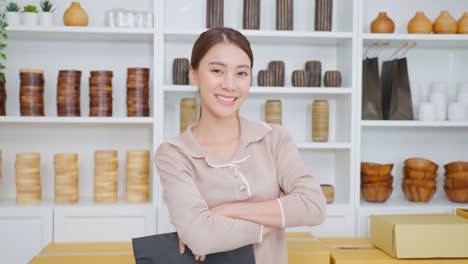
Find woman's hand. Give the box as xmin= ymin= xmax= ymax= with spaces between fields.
xmin=179 ymin=239 xmax=206 ymax=261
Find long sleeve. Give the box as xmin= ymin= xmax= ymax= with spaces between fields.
xmin=274 ymin=127 xmax=327 ymax=228
xmin=154 ymin=147 xmax=263 ymax=256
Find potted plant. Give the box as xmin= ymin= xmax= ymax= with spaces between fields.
xmin=5 ymin=2 xmax=20 ymax=26
xmin=39 ymin=0 xmax=55 ymax=26
xmin=22 ymin=4 xmax=38 ymax=26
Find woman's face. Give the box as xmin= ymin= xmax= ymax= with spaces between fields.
xmin=190 ymin=43 xmax=252 ymax=120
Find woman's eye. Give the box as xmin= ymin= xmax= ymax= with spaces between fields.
xmin=212 ymin=69 xmax=222 ymax=74
xmin=238 ymin=72 xmax=248 ymax=76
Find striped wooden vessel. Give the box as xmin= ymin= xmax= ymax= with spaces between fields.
xmin=315 ymin=0 xmax=333 ymax=31
xmin=305 ymin=60 xmax=321 ymax=87
xmin=268 ymin=60 xmax=285 ymax=87
xmin=173 ymin=58 xmax=190 ymax=85
xmin=243 ymin=0 xmax=260 ymax=30
xmin=207 ymin=0 xmax=224 ymax=28
xmin=258 ymin=70 xmax=276 ymax=87
xmin=312 ymin=100 xmax=329 ymax=142
xmin=276 ymin=0 xmax=294 ymax=30
xmin=324 ymin=70 xmax=342 ymax=87
xmin=180 ymin=98 xmax=198 ymax=134
xmin=292 ymin=70 xmax=308 ymax=87
xmin=265 ymin=100 xmax=282 ymax=125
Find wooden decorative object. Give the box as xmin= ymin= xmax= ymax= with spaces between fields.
xmin=243 ymin=0 xmax=260 ymax=30
xmin=94 ymin=150 xmax=118 ymax=203
xmin=180 ymin=98 xmax=198 ymax=134
xmin=57 ymin=70 xmax=81 ymax=117
xmin=276 ymin=0 xmax=293 ymax=30
xmin=15 ymin=153 xmax=42 ymax=204
xmin=54 ymin=153 xmax=79 ymax=204
xmin=312 ymin=100 xmax=329 ymax=142
xmin=268 ymin=61 xmax=285 ymax=87
xmin=407 ymin=11 xmax=432 ymax=34
xmin=291 ymin=70 xmax=307 ymax=87
xmin=89 ymin=70 xmax=113 ymax=117
xmin=458 ymin=12 xmax=468 ymax=34
xmin=258 ymin=70 xmax=276 ymax=87
xmin=63 ymin=2 xmax=89 ymax=26
xmin=265 ymin=100 xmax=282 ymax=125
xmin=207 ymin=0 xmax=224 ymax=28
xmin=127 ymin=68 xmax=150 ymax=117
xmin=20 ymin=69 xmax=45 ymax=116
xmin=370 ymin=12 xmax=395 ymax=33
xmin=126 ymin=150 xmax=150 ymax=203
xmin=305 ymin=60 xmax=321 ymax=87
xmin=321 ymin=184 xmax=335 ymax=203
xmin=433 ymin=10 xmax=457 ymax=34
xmin=324 ymin=70 xmax=342 ymax=87
xmin=172 ymin=58 xmax=190 ymax=85
xmin=315 ymin=0 xmax=333 ymax=31
xmin=0 ymin=73 xmax=6 ymax=116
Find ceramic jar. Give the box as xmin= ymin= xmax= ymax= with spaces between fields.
xmin=433 ymin=10 xmax=457 ymax=34
xmin=407 ymin=11 xmax=432 ymax=34
xmin=63 ymin=2 xmax=89 ymax=26
xmin=371 ymin=12 xmax=395 ymax=33
xmin=457 ymin=12 xmax=468 ymax=34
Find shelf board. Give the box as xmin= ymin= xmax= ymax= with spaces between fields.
xmin=165 ymin=85 xmax=352 ymax=95
xmin=362 ymin=33 xmax=468 ymax=48
xmin=6 ymin=26 xmax=154 ymax=42
xmin=0 ymin=116 xmax=153 ymax=124
xmin=297 ymin=142 xmax=352 ymax=150
xmin=360 ymin=197 xmax=460 ymax=209
xmin=361 ymin=120 xmax=468 ymax=127
xmin=0 ymin=197 xmax=153 ymax=208
xmin=165 ymin=29 xmax=352 ymax=45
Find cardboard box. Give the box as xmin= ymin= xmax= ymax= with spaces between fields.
xmin=370 ymin=214 xmax=468 ymax=259
xmin=325 ymin=238 xmax=468 ymax=264
xmin=29 ymin=242 xmax=135 ymax=264
xmin=457 ymin=208 xmax=468 ymax=219
xmin=286 ymin=232 xmax=330 ymax=264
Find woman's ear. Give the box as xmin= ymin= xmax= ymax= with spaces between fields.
xmin=189 ymin=66 xmax=198 ymax=86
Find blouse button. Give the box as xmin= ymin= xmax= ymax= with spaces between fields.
xmin=239 ymin=184 xmax=246 ymax=191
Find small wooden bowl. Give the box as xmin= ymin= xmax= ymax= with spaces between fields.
xmin=445 ymin=171 xmax=468 ymax=180
xmin=361 ymin=162 xmax=393 ymax=176
xmin=403 ymin=178 xmax=436 ymax=189
xmin=444 ymin=187 xmax=468 ymax=203
xmin=405 ymin=158 xmax=438 ymax=172
xmin=361 ymin=180 xmax=393 ymax=188
xmin=403 ymin=166 xmax=438 ymax=180
xmin=444 ymin=161 xmax=468 ymax=173
xmin=361 ymin=174 xmax=393 ymax=184
xmin=445 ymin=178 xmax=468 ymax=189
xmin=362 ymin=185 xmax=393 ymax=203
xmin=402 ymin=183 xmax=436 ymax=202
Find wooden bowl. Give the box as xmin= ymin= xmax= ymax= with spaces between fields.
xmin=361 ymin=179 xmax=393 ymax=188
xmin=320 ymin=184 xmax=335 ymax=204
xmin=402 ymin=183 xmax=436 ymax=202
xmin=362 ymin=185 xmax=393 ymax=202
xmin=444 ymin=161 xmax=468 ymax=173
xmin=362 ymin=174 xmax=393 ymax=184
xmin=445 ymin=178 xmax=468 ymax=189
xmin=405 ymin=158 xmax=438 ymax=172
xmin=403 ymin=166 xmax=438 ymax=180
xmin=445 ymin=171 xmax=468 ymax=180
xmin=444 ymin=187 xmax=468 ymax=203
xmin=361 ymin=162 xmax=393 ymax=176
xmin=403 ymin=178 xmax=436 ymax=189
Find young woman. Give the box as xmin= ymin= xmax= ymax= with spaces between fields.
xmin=154 ymin=27 xmax=327 ymax=264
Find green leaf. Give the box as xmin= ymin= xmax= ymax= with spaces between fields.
xmin=1 ymin=54 xmax=6 ymax=60
xmin=2 ymin=33 xmax=8 ymax=39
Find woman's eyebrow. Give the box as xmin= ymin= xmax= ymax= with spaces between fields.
xmin=208 ymin=62 xmax=250 ymax=69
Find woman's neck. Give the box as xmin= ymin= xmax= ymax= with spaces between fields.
xmin=192 ymin=112 xmax=240 ymax=145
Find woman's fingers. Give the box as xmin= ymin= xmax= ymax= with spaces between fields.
xmin=200 ymin=255 xmax=206 ymax=261
xmin=179 ymin=239 xmax=185 ymax=254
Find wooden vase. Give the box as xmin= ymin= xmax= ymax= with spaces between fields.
xmin=207 ymin=0 xmax=224 ymax=28
xmin=276 ymin=0 xmax=293 ymax=30
xmin=312 ymin=100 xmax=329 ymax=142
xmin=370 ymin=12 xmax=395 ymax=33
xmin=258 ymin=70 xmax=276 ymax=86
xmin=94 ymin=150 xmax=118 ymax=204
xmin=243 ymin=0 xmax=260 ymax=30
xmin=407 ymin=11 xmax=432 ymax=34
xmin=127 ymin=68 xmax=150 ymax=117
xmin=292 ymin=70 xmax=308 ymax=87
xmin=89 ymin=70 xmax=113 ymax=117
xmin=324 ymin=70 xmax=342 ymax=87
xmin=268 ymin=61 xmax=285 ymax=87
xmin=19 ymin=69 xmax=45 ymax=116
xmin=57 ymin=70 xmax=81 ymax=117
xmin=457 ymin=12 xmax=468 ymax=34
xmin=63 ymin=2 xmax=89 ymax=26
xmin=433 ymin=10 xmax=457 ymax=34
xmin=54 ymin=153 xmax=79 ymax=204
xmin=265 ymin=100 xmax=282 ymax=125
xmin=315 ymin=0 xmax=333 ymax=31
xmin=180 ymin=98 xmax=198 ymax=134
xmin=173 ymin=58 xmax=190 ymax=85
xmin=126 ymin=150 xmax=150 ymax=203
xmin=305 ymin=61 xmax=321 ymax=87
xmin=15 ymin=152 xmax=42 ymax=204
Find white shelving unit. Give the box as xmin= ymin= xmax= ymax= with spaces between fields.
xmin=1 ymin=0 xmax=467 ymax=263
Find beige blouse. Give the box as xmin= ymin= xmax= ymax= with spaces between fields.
xmin=154 ymin=115 xmax=327 ymax=264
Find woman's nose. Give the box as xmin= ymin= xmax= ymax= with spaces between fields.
xmin=221 ymin=73 xmax=236 ymax=90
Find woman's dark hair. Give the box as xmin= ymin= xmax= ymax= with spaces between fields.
xmin=190 ymin=28 xmax=253 ymax=121
xmin=190 ymin=27 xmax=254 ymax=70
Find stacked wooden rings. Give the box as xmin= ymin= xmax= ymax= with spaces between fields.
xmin=312 ymin=100 xmax=329 ymax=142
xmin=57 ymin=70 xmax=81 ymax=116
xmin=20 ymin=69 xmax=45 ymax=116
xmin=89 ymin=71 xmax=113 ymax=117
xmin=15 ymin=153 xmax=42 ymax=204
xmin=54 ymin=153 xmax=79 ymax=204
xmin=0 ymin=73 xmax=6 ymax=116
xmin=94 ymin=150 xmax=118 ymax=203
xmin=127 ymin=68 xmax=150 ymax=117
